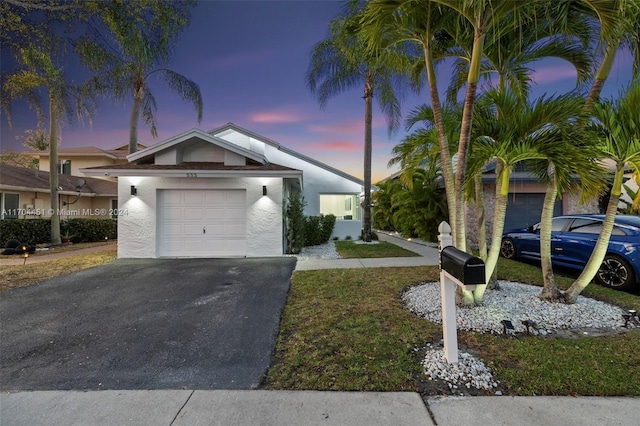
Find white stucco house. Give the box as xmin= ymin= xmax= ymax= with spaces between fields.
xmin=81 ymin=123 xmax=364 ymax=258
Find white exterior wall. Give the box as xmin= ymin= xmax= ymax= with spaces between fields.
xmin=262 ymin=144 xmax=363 ymax=240
xmin=117 ymin=176 xmax=283 ymax=258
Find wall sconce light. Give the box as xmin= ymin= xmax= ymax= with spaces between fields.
xmin=262 ymin=185 xmax=267 ymax=196
xmin=130 ymin=185 xmax=137 ymax=196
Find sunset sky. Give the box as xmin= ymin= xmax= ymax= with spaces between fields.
xmin=0 ymin=0 xmax=634 ymax=183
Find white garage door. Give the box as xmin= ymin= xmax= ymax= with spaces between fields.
xmin=158 ymin=189 xmax=247 ymax=257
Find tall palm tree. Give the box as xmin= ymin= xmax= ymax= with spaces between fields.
xmin=1 ymin=43 xmax=89 ymax=245
xmin=307 ymin=9 xmax=406 ymax=242
xmin=564 ymin=78 xmax=640 ymax=303
xmin=79 ymin=3 xmax=202 ymax=153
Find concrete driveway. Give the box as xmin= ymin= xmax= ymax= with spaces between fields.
xmin=0 ymin=258 xmax=296 ymax=391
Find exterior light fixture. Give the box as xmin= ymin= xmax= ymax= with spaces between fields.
xmin=130 ymin=185 xmax=137 ymax=196
xmin=262 ymin=185 xmax=267 ymax=196
xmin=521 ymin=319 xmax=539 ymax=335
xmin=501 ymin=319 xmax=515 ymax=335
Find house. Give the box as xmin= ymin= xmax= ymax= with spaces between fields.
xmin=80 ymin=123 xmax=365 ymax=258
xmin=0 ymin=164 xmax=118 ymax=220
xmin=31 ymin=142 xmax=147 ymax=179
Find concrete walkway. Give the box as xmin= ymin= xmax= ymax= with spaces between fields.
xmin=2 ymin=236 xmax=639 ymax=425
xmin=294 ymin=232 xmax=440 ymax=271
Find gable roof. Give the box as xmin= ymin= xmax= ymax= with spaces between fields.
xmin=209 ymin=122 xmax=365 ymax=186
xmin=126 ymin=128 xmax=268 ymax=165
xmin=0 ymin=164 xmax=117 ymax=196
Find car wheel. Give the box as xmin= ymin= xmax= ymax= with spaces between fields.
xmin=500 ymin=238 xmax=517 ymax=259
xmin=596 ymin=255 xmax=636 ymax=291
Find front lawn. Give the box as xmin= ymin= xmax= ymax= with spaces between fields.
xmin=263 ymin=258 xmax=640 ymax=396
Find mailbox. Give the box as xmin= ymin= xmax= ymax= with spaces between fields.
xmin=440 ymin=246 xmax=485 ymax=286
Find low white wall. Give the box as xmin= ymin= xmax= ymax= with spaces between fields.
xmin=331 ymin=220 xmax=362 ymax=240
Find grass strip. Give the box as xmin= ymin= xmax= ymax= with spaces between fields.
xmin=334 ymin=240 xmax=420 ymax=259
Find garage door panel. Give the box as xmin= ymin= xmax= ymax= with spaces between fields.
xmin=159 ymin=189 xmax=247 ymax=257
xmin=204 ymin=208 xmax=225 ymax=220
xmin=184 ymin=192 xmax=204 ymax=204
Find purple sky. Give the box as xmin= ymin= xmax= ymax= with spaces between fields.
xmin=0 ymin=0 xmax=634 ymax=182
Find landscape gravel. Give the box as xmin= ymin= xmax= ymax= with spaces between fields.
xmin=296 ymin=241 xmax=341 ymax=260
xmin=403 ymin=280 xmax=638 ymax=394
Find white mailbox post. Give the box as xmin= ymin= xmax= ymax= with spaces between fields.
xmin=438 ymin=222 xmax=485 ymax=364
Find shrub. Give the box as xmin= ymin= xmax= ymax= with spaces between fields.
xmin=284 ymin=193 xmax=306 ymax=254
xmin=303 ymin=214 xmax=336 ymax=246
xmin=0 ymin=218 xmax=117 ymax=246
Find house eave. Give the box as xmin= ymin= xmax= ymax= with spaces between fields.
xmin=80 ymin=167 xmax=303 ymax=179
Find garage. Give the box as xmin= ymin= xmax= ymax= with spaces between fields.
xmin=158 ymin=189 xmax=247 ymax=257
xmin=505 ymin=193 xmax=561 ymax=230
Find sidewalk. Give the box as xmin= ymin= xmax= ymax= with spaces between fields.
xmin=2 ymin=390 xmax=638 ymax=426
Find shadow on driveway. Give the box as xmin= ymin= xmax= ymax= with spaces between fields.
xmin=0 ymin=258 xmax=296 ymax=391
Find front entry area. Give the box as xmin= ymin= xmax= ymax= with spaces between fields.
xmin=158 ymin=189 xmax=247 ymax=257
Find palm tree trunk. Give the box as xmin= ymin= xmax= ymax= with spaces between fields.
xmin=539 ymin=172 xmax=562 ymax=301
xmin=423 ymin=45 xmax=456 ymax=243
xmin=564 ymin=166 xmax=624 ymax=303
xmin=363 ymin=75 xmax=374 ymax=242
xmin=48 ymin=93 xmax=61 ymax=245
xmin=585 ymin=41 xmax=619 ymax=105
xmin=455 ymin=27 xmax=485 ymax=251
xmin=476 ymin=164 xmax=509 ymax=304
xmin=129 ymin=87 xmax=143 ymax=154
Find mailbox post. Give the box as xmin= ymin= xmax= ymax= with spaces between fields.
xmin=438 ymin=222 xmax=485 ymax=364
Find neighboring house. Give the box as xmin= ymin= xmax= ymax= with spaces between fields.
xmin=81 ymin=123 xmax=365 ymax=258
xmin=31 ymin=142 xmax=147 ymax=179
xmin=0 ymin=164 xmax=118 ymax=220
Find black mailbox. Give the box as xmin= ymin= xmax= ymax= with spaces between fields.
xmin=440 ymin=246 xmax=485 ymax=285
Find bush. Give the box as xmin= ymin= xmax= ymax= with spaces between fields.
xmin=303 ymin=214 xmax=336 ymax=246
xmin=0 ymin=218 xmax=117 ymax=246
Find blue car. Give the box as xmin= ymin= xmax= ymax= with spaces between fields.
xmin=500 ymin=214 xmax=640 ymax=291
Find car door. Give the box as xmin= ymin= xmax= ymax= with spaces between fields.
xmin=554 ymin=218 xmax=601 ymax=267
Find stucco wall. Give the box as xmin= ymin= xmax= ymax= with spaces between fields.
xmin=117 ymin=176 xmax=283 ymax=258
xmin=262 ymin=145 xmax=363 ymax=240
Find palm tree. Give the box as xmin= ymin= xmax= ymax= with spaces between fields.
xmin=79 ymin=4 xmax=202 ymax=154
xmin=360 ymin=0 xmax=462 ymax=243
xmin=1 ymin=43 xmax=88 ymax=245
xmin=467 ymin=89 xmax=591 ymax=304
xmin=564 ymin=78 xmax=640 ymax=303
xmin=307 ymin=8 xmax=406 ymax=242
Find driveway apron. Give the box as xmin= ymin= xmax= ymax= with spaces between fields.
xmin=0 ymin=258 xmax=296 ymax=391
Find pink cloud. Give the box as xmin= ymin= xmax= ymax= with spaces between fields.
xmin=531 ymin=65 xmax=578 ymax=84
xmin=308 ymin=140 xmax=361 ymax=152
xmin=308 ymin=120 xmax=362 ymax=134
xmin=250 ymin=111 xmax=305 ymax=124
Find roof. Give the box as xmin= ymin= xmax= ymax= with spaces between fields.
xmin=80 ymin=162 xmax=302 ymax=179
xmin=126 ymin=128 xmax=268 ymax=165
xmin=209 ymin=122 xmax=365 ymax=186
xmin=28 ymin=142 xmax=148 ymax=160
xmin=0 ymin=164 xmax=117 ymax=196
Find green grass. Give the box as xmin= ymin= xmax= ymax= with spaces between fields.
xmin=334 ymin=240 xmax=420 ymax=258
xmin=264 ymin=258 xmax=640 ymax=396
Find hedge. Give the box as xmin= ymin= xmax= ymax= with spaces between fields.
xmin=0 ymin=218 xmax=117 ymax=246
xmin=302 ymin=214 xmax=336 ymax=247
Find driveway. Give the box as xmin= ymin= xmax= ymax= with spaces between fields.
xmin=0 ymin=258 xmax=296 ymax=391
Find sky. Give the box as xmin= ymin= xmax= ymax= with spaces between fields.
xmin=0 ymin=0 xmax=635 ymax=183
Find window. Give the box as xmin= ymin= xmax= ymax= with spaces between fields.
xmin=1 ymin=193 xmax=19 ymax=219
xmin=569 ymin=218 xmax=602 ymax=234
xmin=551 ymin=217 xmax=572 ymax=232
xmin=319 ymin=194 xmax=359 ymax=220
xmin=58 ymin=160 xmax=71 ymax=175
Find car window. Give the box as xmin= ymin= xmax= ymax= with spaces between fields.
xmin=551 ymin=218 xmax=571 ymax=232
xmin=612 ymin=226 xmax=626 ymax=236
xmin=569 ymin=218 xmax=602 ymax=234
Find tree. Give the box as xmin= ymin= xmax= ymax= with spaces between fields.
xmin=78 ymin=0 xmax=201 ymax=154
xmin=564 ymin=77 xmax=640 ymax=303
xmin=1 ymin=43 xmax=88 ymax=245
xmin=307 ymin=6 xmax=406 ymax=242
